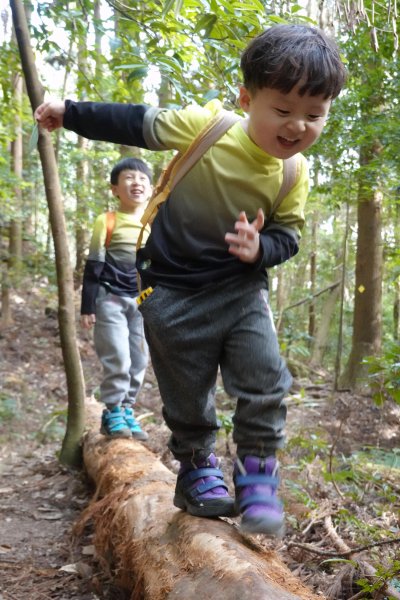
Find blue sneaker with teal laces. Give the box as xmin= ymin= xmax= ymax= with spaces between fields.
xmin=100 ymin=405 xmax=131 ymax=438
xmin=123 ymin=406 xmax=148 ymax=441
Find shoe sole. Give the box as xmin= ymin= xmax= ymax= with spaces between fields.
xmin=131 ymin=431 xmax=149 ymax=441
xmin=240 ymin=515 xmax=285 ymax=537
xmin=100 ymin=426 xmax=132 ymax=439
xmin=173 ymin=494 xmax=236 ymax=518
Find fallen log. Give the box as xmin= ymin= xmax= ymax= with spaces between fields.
xmin=80 ymin=403 xmax=323 ymax=600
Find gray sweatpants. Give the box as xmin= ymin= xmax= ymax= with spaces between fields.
xmin=94 ymin=287 xmax=149 ymax=407
xmin=138 ymin=277 xmax=292 ymax=461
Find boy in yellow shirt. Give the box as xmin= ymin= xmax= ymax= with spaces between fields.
xmin=36 ymin=24 xmax=346 ymax=535
xmin=81 ymin=158 xmax=152 ymax=440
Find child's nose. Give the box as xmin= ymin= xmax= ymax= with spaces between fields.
xmin=286 ymin=118 xmax=306 ymax=134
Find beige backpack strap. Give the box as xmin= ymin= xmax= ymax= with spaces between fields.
xmin=269 ymin=155 xmax=300 ymax=218
xmin=168 ymin=110 xmax=241 ymax=190
xmin=105 ymin=211 xmax=116 ymax=248
xmin=136 ymin=110 xmax=242 ymax=254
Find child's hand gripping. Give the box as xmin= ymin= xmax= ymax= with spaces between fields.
xmin=80 ymin=314 xmax=96 ymax=329
xmin=225 ymin=208 xmax=264 ymax=263
xmin=34 ymin=100 xmax=66 ymax=132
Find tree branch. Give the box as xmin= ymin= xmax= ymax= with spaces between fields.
xmin=283 ymin=281 xmax=341 ymax=312
xmin=287 ymin=535 xmax=400 ymax=558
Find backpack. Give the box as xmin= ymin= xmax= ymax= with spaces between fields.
xmin=105 ymin=210 xmax=116 ymax=249
xmin=103 ymin=209 xmax=151 ymax=249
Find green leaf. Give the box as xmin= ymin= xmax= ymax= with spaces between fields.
xmin=194 ymin=14 xmax=218 ymax=36
xmin=113 ymin=63 xmax=148 ymax=71
xmin=391 ymin=388 xmax=400 ymax=404
xmin=268 ymin=15 xmax=289 ymax=24
xmin=155 ymin=55 xmax=183 ymax=73
xmin=28 ymin=123 xmax=39 ymax=153
xmin=203 ymin=89 xmax=220 ymax=101
xmin=109 ymin=37 xmax=122 ymax=51
xmin=232 ymin=1 xmax=265 ymax=12
xmin=162 ymin=0 xmax=175 ymax=17
xmin=127 ymin=66 xmax=149 ymax=82
xmin=174 ymin=0 xmax=183 ymax=16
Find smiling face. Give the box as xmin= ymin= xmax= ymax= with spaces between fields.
xmin=111 ymin=169 xmax=152 ymax=214
xmin=239 ymin=84 xmax=331 ymax=159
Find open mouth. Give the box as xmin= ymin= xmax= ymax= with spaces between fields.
xmin=277 ymin=136 xmax=298 ymax=148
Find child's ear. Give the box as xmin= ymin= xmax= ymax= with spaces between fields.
xmin=239 ymin=86 xmax=251 ymax=113
xmin=143 ymin=181 xmax=153 ymax=201
xmin=110 ymin=184 xmax=119 ymax=198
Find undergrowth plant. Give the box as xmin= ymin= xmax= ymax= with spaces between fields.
xmin=289 ymin=430 xmax=400 ymax=595
xmin=362 ymin=342 xmax=400 ymax=405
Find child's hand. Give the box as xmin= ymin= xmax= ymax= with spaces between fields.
xmin=34 ymin=100 xmax=66 ymax=132
xmin=81 ymin=314 xmax=96 ymax=329
xmin=225 ymin=209 xmax=264 ymax=263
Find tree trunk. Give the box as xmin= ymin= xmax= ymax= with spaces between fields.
xmin=395 ymin=276 xmax=400 ymax=341
xmin=394 ymin=197 xmax=400 ymax=340
xmin=9 ymin=219 xmax=22 ymax=271
xmin=73 ymin=29 xmax=90 ymax=288
xmin=74 ymin=136 xmax=89 ymax=288
xmin=340 ymin=186 xmax=383 ymax=389
xmin=0 ymin=268 xmax=13 ymax=328
xmin=10 ymin=70 xmax=23 ymax=274
xmin=310 ymin=282 xmax=341 ymax=366
xmin=11 ymin=0 xmax=86 ymax=468
xmin=2 ymin=66 xmax=24 ymax=328
xmin=334 ymin=202 xmax=350 ymax=390
xmin=274 ymin=266 xmax=286 ymax=334
xmin=80 ymin=402 xmax=324 ymax=600
xmin=340 ymin=65 xmax=384 ymax=390
xmin=308 ymin=212 xmax=317 ymax=343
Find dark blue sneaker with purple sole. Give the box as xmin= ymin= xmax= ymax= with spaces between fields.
xmin=174 ymin=453 xmax=235 ymax=518
xmin=234 ymin=455 xmax=285 ymax=536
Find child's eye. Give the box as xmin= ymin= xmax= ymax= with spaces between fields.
xmin=275 ymin=108 xmax=289 ymax=116
xmin=308 ymin=114 xmax=321 ymax=121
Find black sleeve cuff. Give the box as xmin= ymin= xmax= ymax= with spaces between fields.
xmin=258 ymin=227 xmax=299 ymax=270
xmin=81 ymin=260 xmax=104 ymax=314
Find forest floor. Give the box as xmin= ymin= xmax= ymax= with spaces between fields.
xmin=0 ymin=282 xmax=399 ymax=600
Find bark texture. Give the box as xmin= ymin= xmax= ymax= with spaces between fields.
xmin=81 ymin=401 xmax=323 ymax=600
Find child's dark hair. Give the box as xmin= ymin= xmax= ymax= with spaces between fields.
xmin=241 ymin=24 xmax=347 ymax=99
xmin=110 ymin=157 xmax=152 ymax=185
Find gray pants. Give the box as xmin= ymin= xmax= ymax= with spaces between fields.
xmin=94 ymin=287 xmax=148 ymax=407
xmin=139 ymin=277 xmax=292 ymax=460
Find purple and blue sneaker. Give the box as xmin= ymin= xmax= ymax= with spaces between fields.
xmin=234 ymin=455 xmax=284 ymax=535
xmin=173 ymin=453 xmax=235 ymax=518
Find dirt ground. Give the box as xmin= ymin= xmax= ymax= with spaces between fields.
xmin=1 ymin=284 xmax=399 ymax=600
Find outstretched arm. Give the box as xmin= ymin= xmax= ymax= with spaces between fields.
xmin=35 ymin=99 xmax=151 ymax=148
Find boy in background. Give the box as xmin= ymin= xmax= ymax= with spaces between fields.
xmin=81 ymin=158 xmax=152 ymax=441
xmin=36 ymin=24 xmax=346 ymax=534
